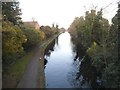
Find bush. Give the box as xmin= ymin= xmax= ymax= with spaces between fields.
xmin=22 ymin=28 xmax=45 ymax=51
xmin=2 ymin=21 xmax=26 ymax=65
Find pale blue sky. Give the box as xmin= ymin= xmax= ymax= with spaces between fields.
xmin=19 ymin=0 xmax=119 ymax=29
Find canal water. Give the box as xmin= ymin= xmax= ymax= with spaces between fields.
xmin=44 ymin=32 xmax=91 ymax=88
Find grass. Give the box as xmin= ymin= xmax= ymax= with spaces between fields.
xmin=12 ymin=52 xmax=34 ymax=85
xmin=3 ymin=50 xmax=35 ymax=88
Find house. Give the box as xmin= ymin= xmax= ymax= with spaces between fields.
xmin=23 ymin=21 xmax=40 ymax=30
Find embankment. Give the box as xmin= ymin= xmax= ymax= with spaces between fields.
xmin=39 ymin=33 xmax=60 ymax=88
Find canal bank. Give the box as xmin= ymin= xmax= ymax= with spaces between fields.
xmin=39 ymin=33 xmax=61 ymax=88
xmin=17 ymin=33 xmax=60 ymax=88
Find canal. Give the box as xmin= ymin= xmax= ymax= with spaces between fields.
xmin=44 ymin=32 xmax=92 ymax=88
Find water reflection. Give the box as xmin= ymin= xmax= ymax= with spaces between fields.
xmin=44 ymin=39 xmax=56 ymax=68
xmin=67 ymin=57 xmax=92 ymax=88
xmin=73 ymin=41 xmax=103 ymax=88
xmin=44 ymin=32 xmax=92 ymax=88
xmin=44 ymin=39 xmax=56 ymax=57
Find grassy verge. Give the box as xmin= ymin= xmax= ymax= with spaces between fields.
xmin=2 ymin=50 xmax=35 ymax=88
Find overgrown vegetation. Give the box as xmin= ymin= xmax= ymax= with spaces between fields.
xmin=40 ymin=24 xmax=59 ymax=38
xmin=2 ymin=21 xmax=26 ymax=65
xmin=21 ymin=28 xmax=45 ymax=51
xmin=2 ymin=50 xmax=35 ymax=88
xmin=68 ymin=7 xmax=120 ymax=88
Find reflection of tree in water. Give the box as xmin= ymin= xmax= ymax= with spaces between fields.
xmin=67 ymin=60 xmax=81 ymax=88
xmin=79 ymin=55 xmax=98 ymax=88
xmin=44 ymin=58 xmax=48 ymax=68
xmin=56 ymin=36 xmax=59 ymax=45
xmin=74 ymin=42 xmax=86 ymax=61
xmin=67 ymin=59 xmax=91 ymax=88
xmin=67 ymin=71 xmax=81 ymax=88
xmin=69 ymin=41 xmax=99 ymax=88
xmin=44 ymin=39 xmax=56 ymax=57
xmin=44 ymin=38 xmax=57 ymax=68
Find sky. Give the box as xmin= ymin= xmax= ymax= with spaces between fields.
xmin=18 ymin=0 xmax=119 ymax=29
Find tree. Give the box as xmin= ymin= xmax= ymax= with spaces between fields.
xmin=22 ymin=27 xmax=45 ymax=51
xmin=2 ymin=21 xmax=26 ymax=65
xmin=2 ymin=1 xmax=22 ymax=25
xmin=101 ymin=9 xmax=120 ymax=88
xmin=68 ymin=17 xmax=80 ymax=39
xmin=40 ymin=25 xmax=58 ymax=38
xmin=69 ymin=8 xmax=120 ymax=87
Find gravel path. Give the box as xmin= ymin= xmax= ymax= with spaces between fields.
xmin=17 ymin=45 xmax=45 ymax=88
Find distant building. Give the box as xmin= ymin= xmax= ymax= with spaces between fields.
xmin=23 ymin=21 xmax=40 ymax=30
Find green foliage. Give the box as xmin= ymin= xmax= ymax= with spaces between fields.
xmin=2 ymin=1 xmax=22 ymax=25
xmin=3 ymin=48 xmax=35 ymax=88
xmin=69 ymin=8 xmax=119 ymax=88
xmin=89 ymin=11 xmax=119 ymax=87
xmin=40 ymin=25 xmax=59 ymax=38
xmin=2 ymin=21 xmax=26 ymax=65
xmin=41 ymin=26 xmax=53 ymax=38
xmin=87 ymin=42 xmax=97 ymax=56
xmin=102 ymin=63 xmax=119 ymax=88
xmin=22 ymin=28 xmax=45 ymax=51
